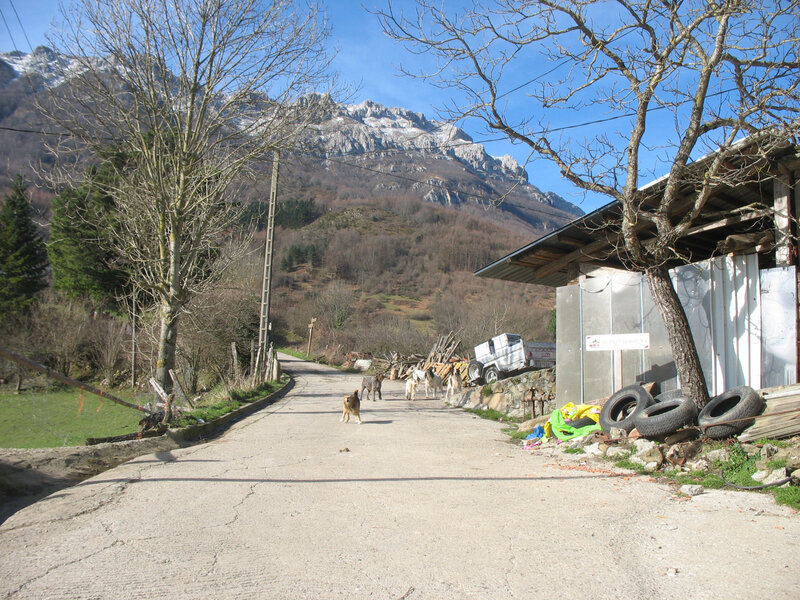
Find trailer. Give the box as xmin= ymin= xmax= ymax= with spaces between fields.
xmin=467 ymin=333 xmax=555 ymax=384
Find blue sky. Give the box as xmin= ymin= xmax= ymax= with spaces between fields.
xmin=0 ymin=0 xmax=605 ymax=212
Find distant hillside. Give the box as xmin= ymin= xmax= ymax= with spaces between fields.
xmin=0 ymin=48 xmax=563 ymax=362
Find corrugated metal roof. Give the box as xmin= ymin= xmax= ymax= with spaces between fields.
xmin=475 ymin=140 xmax=800 ymax=287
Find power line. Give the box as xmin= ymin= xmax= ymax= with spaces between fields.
xmin=8 ymin=0 xmax=33 ymax=53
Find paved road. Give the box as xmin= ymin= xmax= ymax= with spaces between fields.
xmin=1 ymin=355 xmax=799 ymax=599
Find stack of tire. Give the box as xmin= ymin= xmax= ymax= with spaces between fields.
xmin=598 ymin=383 xmax=765 ymax=439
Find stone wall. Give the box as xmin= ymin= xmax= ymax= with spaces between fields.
xmin=445 ymin=368 xmax=556 ymax=419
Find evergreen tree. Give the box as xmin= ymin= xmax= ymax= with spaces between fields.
xmin=48 ymin=166 xmax=128 ymax=306
xmin=0 ymin=176 xmax=49 ymax=318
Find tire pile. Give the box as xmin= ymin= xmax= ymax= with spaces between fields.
xmin=599 ymin=384 xmax=766 ymax=440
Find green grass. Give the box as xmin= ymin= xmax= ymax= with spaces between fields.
xmin=172 ymin=380 xmax=285 ymax=427
xmin=277 ymin=347 xmax=311 ymax=360
xmin=774 ymin=486 xmax=800 ymax=511
xmin=563 ymin=447 xmax=585 ymax=455
xmin=502 ymin=426 xmax=529 ymax=441
xmin=614 ymin=458 xmax=650 ymax=474
xmin=465 ymin=407 xmax=518 ymax=422
xmin=655 ymin=441 xmax=800 ymax=509
xmin=0 ymin=379 xmax=287 ymax=449
xmin=0 ymin=387 xmax=146 ymax=448
xmin=719 ymin=443 xmax=761 ymax=488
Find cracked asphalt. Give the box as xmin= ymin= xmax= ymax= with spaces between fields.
xmin=1 ymin=354 xmax=799 ymax=599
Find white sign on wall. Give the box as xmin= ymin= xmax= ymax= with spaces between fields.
xmin=585 ymin=333 xmax=650 ymax=352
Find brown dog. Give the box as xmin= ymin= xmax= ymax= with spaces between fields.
xmin=340 ymin=390 xmax=361 ymax=424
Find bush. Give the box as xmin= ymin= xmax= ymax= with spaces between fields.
xmin=280 ymin=244 xmax=320 ymax=271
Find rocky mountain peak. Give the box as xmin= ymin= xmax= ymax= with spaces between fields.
xmin=0 ymin=48 xmax=584 ymax=233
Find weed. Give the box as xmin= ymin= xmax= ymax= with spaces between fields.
xmin=719 ymin=443 xmax=760 ymax=488
xmin=615 ymin=458 xmax=649 ymax=474
xmin=755 ymin=438 xmax=790 ymax=448
xmin=700 ymin=474 xmax=724 ymax=489
xmin=502 ymin=426 xmax=529 ymax=441
xmin=774 ymin=486 xmax=800 ymax=511
xmin=481 ymin=385 xmax=494 ymax=398
xmin=466 ymin=407 xmax=507 ymax=421
xmin=563 ymin=447 xmax=585 ymax=455
xmin=766 ymin=458 xmax=788 ymax=470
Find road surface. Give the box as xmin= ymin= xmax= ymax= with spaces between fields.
xmin=1 ymin=354 xmax=798 ymax=599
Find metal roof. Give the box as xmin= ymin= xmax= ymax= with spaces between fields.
xmin=475 ymin=140 xmax=799 ymax=287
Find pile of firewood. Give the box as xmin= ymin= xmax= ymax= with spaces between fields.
xmin=370 ymin=332 xmax=468 ymax=382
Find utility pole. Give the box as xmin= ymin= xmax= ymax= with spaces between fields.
xmin=256 ymin=150 xmax=279 ymax=379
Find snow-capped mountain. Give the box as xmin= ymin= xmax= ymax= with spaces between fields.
xmin=0 ymin=48 xmax=583 ymax=233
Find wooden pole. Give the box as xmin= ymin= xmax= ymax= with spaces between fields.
xmin=306 ymin=317 xmax=316 ymax=356
xmin=130 ymin=290 xmax=137 ymax=388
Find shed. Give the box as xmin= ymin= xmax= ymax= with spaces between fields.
xmin=476 ymin=141 xmax=800 ymax=406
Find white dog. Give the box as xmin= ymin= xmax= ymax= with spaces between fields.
xmin=445 ymin=372 xmax=463 ymax=400
xmin=410 ymin=367 xmax=444 ymax=398
xmin=405 ymin=378 xmax=418 ymax=401
xmin=411 ymin=368 xmax=430 ymax=383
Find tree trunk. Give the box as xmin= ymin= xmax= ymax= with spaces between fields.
xmin=155 ymin=300 xmax=179 ymax=394
xmin=645 ymin=265 xmax=711 ymax=408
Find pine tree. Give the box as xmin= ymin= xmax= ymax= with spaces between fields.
xmin=0 ymin=176 xmax=49 ymax=319
xmin=48 ymin=173 xmax=128 ymax=306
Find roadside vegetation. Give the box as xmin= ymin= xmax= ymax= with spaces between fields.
xmin=0 ymin=378 xmax=287 ymax=449
xmin=478 ymin=409 xmax=800 ymax=511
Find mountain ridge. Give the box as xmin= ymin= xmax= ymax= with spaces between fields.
xmin=0 ymin=47 xmax=583 ymax=235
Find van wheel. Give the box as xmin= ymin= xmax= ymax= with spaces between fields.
xmin=484 ymin=366 xmax=500 ymax=384
xmin=467 ymin=360 xmax=484 ymax=383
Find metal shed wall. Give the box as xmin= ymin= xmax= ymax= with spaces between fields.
xmin=555 ymin=255 xmax=797 ymax=405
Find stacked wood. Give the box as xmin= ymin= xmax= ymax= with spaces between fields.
xmin=368 ymin=333 xmax=466 ymax=381
xmin=738 ymin=384 xmax=800 ymax=442
xmin=422 ymin=332 xmax=461 ymax=366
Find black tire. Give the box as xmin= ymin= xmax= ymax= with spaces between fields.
xmin=484 ymin=366 xmax=500 ymax=384
xmin=467 ymin=360 xmax=483 ymax=383
xmin=698 ymin=386 xmax=764 ymax=439
xmin=633 ymin=397 xmax=698 ymax=438
xmin=654 ymin=388 xmax=683 ymax=402
xmin=599 ymin=384 xmax=655 ymax=433
xmin=566 ymin=416 xmax=596 ymax=428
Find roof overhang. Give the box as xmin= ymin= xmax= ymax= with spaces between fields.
xmin=476 ymin=139 xmax=800 ymax=287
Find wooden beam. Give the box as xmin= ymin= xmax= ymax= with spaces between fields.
xmin=774 ymin=176 xmax=793 ymax=266
xmin=534 ymin=233 xmax=619 ymax=279
xmin=683 ymin=210 xmax=768 ymax=237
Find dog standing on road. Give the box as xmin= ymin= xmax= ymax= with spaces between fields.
xmin=341 ymin=390 xmax=362 ymax=424
xmin=361 ymin=373 xmax=385 ymax=402
xmin=405 ymin=378 xmax=418 ymax=401
xmin=445 ymin=372 xmax=463 ymax=400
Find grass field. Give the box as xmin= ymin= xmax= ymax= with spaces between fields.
xmin=0 ymin=388 xmax=146 ymax=448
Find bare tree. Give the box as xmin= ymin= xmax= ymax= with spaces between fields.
xmin=379 ymin=0 xmax=800 ymax=406
xmin=43 ymin=0 xmax=333 ymax=392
